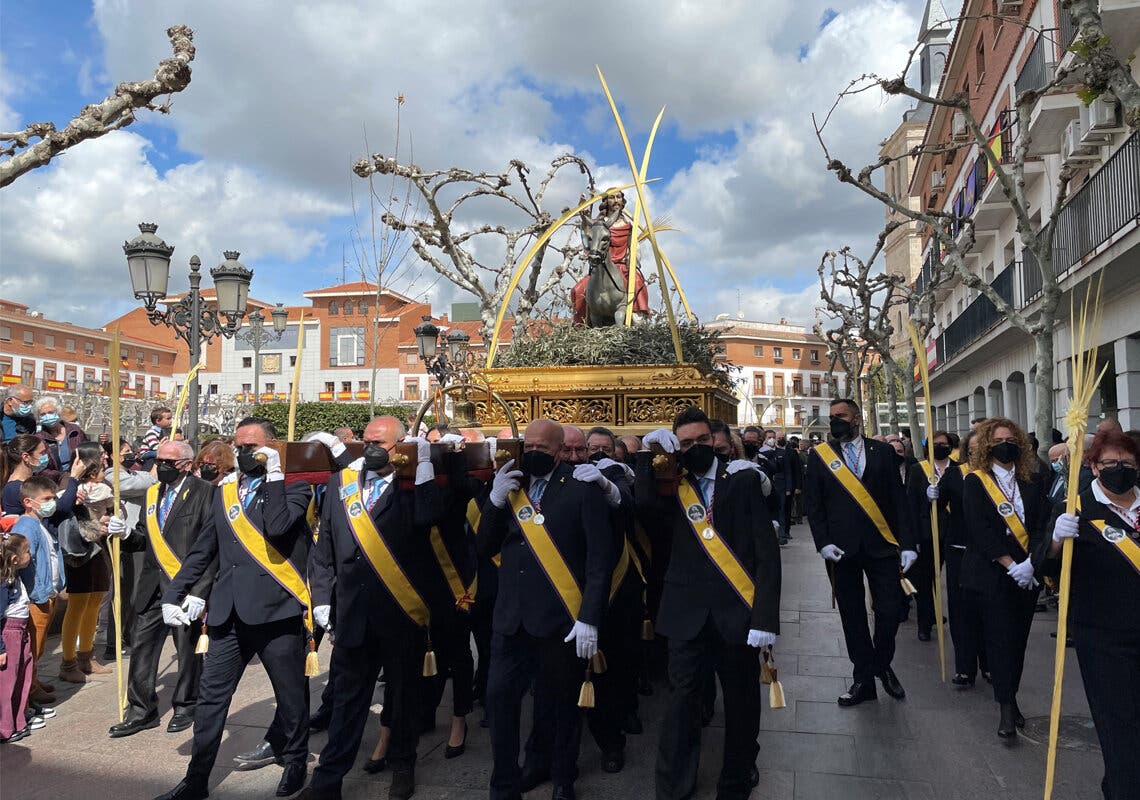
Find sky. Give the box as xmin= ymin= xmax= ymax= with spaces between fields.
xmin=0 ymin=0 xmax=933 ymax=332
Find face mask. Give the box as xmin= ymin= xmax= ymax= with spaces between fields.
xmin=587 ymin=450 xmax=608 ymax=465
xmin=520 ymin=449 xmax=556 ymax=477
xmin=236 ymin=448 xmax=266 ymax=476
xmin=16 ymin=403 xmax=34 ymax=417
xmin=829 ymin=416 xmax=853 ymax=441
xmin=198 ymin=463 xmax=220 ymax=482
xmin=991 ymin=441 xmax=1021 ymax=465
xmin=38 ymin=413 xmax=61 ymax=428
xmin=742 ymin=442 xmax=760 ymax=460
xmin=30 ymin=453 xmax=49 ymax=473
xmin=156 ymin=463 xmax=184 ymax=485
xmin=933 ymin=444 xmax=953 ymax=461
xmin=36 ymin=499 xmax=57 ymax=518
xmin=363 ymin=443 xmax=390 ymax=472
xmin=681 ymin=443 xmax=716 ymax=475
xmin=765 ymin=437 xmax=776 ymax=447
xmin=1050 ymin=460 xmax=1065 ymax=475
xmin=121 ymin=454 xmax=137 ymax=468
xmin=1099 ymin=464 xmax=1139 ymax=495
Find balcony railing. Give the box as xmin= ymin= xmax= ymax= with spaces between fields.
xmin=1060 ymin=11 xmax=1077 ymax=53
xmin=1015 ymin=31 xmax=1057 ymax=98
xmin=1021 ymin=247 xmax=1043 ymax=308
xmin=938 ymin=262 xmax=1015 ymax=364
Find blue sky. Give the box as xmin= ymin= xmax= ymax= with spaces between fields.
xmin=1 ymin=0 xmax=927 ymax=330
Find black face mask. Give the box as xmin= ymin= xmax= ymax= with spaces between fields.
xmin=520 ymin=449 xmax=557 ymax=477
xmin=829 ymin=416 xmax=854 ymax=441
xmin=933 ymin=444 xmax=953 ymax=461
xmin=742 ymin=442 xmax=760 ymax=460
xmin=120 ymin=455 xmax=137 ymax=468
xmin=156 ymin=464 xmax=184 ymax=485
xmin=237 ymin=448 xmax=266 ymax=476
xmin=198 ymin=463 xmax=220 ymax=482
xmin=1099 ymin=464 xmax=1139 ymax=495
xmin=363 ymin=444 xmax=390 ymax=473
xmin=682 ymin=443 xmax=716 ymax=476
xmin=587 ymin=450 xmax=608 ymax=464
xmin=991 ymin=441 xmax=1021 ymax=465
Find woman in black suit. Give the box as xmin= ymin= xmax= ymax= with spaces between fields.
xmin=1043 ymin=430 xmax=1140 ymax=799
xmin=961 ymin=418 xmax=1050 ymax=738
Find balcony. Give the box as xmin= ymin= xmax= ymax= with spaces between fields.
xmin=1060 ymin=2 xmax=1140 ymax=74
xmin=1017 ymin=30 xmax=1083 ymax=156
xmin=936 ymin=262 xmax=1016 ymax=365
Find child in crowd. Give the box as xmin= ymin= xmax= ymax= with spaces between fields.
xmin=1 ymin=533 xmax=34 ymax=744
xmin=14 ymin=476 xmax=66 ymax=705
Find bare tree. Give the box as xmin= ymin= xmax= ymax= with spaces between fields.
xmin=1 ymin=26 xmax=195 ymax=188
xmin=814 ymin=6 xmax=1138 ymax=454
xmin=352 ymin=152 xmax=594 ymax=340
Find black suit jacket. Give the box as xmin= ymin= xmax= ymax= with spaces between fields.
xmin=906 ymin=461 xmax=967 ymax=550
xmin=308 ymin=465 xmax=446 ymax=647
xmin=634 ymin=453 xmax=781 ymax=642
xmin=163 ymin=477 xmax=313 ymax=626
xmin=804 ymin=437 xmax=915 ymax=557
xmin=477 ymin=461 xmax=614 ymax=638
xmin=960 ymin=468 xmax=1049 ymax=595
xmin=125 ymin=475 xmax=217 ymax=610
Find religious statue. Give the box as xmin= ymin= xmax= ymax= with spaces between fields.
xmin=571 ymin=188 xmax=650 ymax=327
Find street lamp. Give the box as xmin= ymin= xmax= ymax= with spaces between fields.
xmin=412 ymin=315 xmax=480 ymax=425
xmin=237 ymin=303 xmax=289 ymax=399
xmin=124 ymin=223 xmax=253 ymax=445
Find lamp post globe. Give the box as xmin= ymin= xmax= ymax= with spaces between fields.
xmin=446 ymin=328 xmax=470 ymax=363
xmin=414 ymin=316 xmax=440 ymax=360
xmin=271 ymin=303 xmax=289 ymax=334
xmin=123 ymin=222 xmax=174 ymax=308
xmin=210 ymin=250 xmax=253 ymax=324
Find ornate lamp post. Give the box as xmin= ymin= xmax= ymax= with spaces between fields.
xmin=237 ymin=303 xmax=288 ymax=400
xmin=124 ymin=223 xmax=253 ymax=445
xmin=413 ymin=316 xmax=479 ymax=425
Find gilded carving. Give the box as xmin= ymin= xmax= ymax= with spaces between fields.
xmin=539 ymin=396 xmax=615 ymax=423
xmin=625 ymin=396 xmax=703 ymax=424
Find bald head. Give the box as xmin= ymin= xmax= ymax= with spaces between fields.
xmin=365 ymin=416 xmax=406 ymax=447
xmin=561 ymin=425 xmax=588 ymax=464
xmin=523 ymin=419 xmax=563 ymax=458
xmin=1047 ymin=443 xmax=1068 ymax=462
xmin=158 ymin=440 xmax=195 ymax=462
xmin=460 ymin=428 xmax=485 ymax=443
xmin=496 ymin=428 xmax=514 ymax=439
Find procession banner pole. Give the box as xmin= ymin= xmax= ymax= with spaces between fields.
xmin=172 ymin=359 xmax=205 ymax=439
xmin=1044 ymin=279 xmax=1106 ymax=800
xmin=108 ymin=327 xmax=126 ymax=722
xmin=904 ymin=319 xmax=946 ymax=683
xmin=287 ymin=312 xmax=305 ymax=441
xmin=622 ymin=106 xmax=664 ymax=326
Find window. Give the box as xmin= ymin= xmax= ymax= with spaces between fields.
xmin=264 ymin=382 xmax=275 ymax=394
xmin=753 ymin=374 xmax=765 ymax=394
xmin=102 ymin=344 xmax=109 ymax=356
xmin=208 ymin=384 xmax=218 ymax=395
xmin=753 ymin=345 xmax=764 ymax=357
xmin=358 ymin=302 xmax=369 ymax=316
xmin=83 ymin=368 xmax=95 ymax=384
xmin=242 ymin=357 xmax=253 ymax=368
xmin=792 ymin=375 xmax=803 ymax=395
xmin=289 ymin=356 xmax=297 ymax=367
xmin=357 ymin=381 xmax=368 ymax=391
xmin=811 ymin=405 xmax=820 ymax=421
xmin=343 ymin=301 xmax=354 ymax=315
xmin=0 ymin=325 xmax=10 ymax=341
xmin=329 ymin=327 xmax=365 ymax=366
xmin=65 ymin=338 xmax=75 ymax=353
xmin=324 ymin=382 xmax=335 ymax=393
xmin=0 ymin=358 xmax=11 ymax=377
xmin=773 ymin=374 xmax=785 ymax=394
xmin=773 ymin=346 xmax=783 ymax=362
xmin=44 ymin=364 xmax=56 ymax=381
xmin=792 ymin=348 xmax=801 ymax=360
xmin=150 ymin=378 xmax=160 ymax=395
xmin=152 ymin=354 xmax=159 ymax=366
xmin=241 ymin=383 xmax=251 ymax=393
xmin=45 ymin=334 xmax=55 ymax=349
xmin=810 ymin=349 xmax=819 ymax=362
xmin=328 ymin=302 xmax=339 ymax=315
xmin=341 ymin=381 xmax=352 ymax=392
xmin=23 ymin=330 xmax=33 ymax=345
xmin=810 ymin=376 xmax=821 ymax=397
xmin=405 ymin=353 xmax=417 ymax=365
xmin=121 ymin=348 xmax=129 ymax=360
xmin=64 ymin=365 xmax=77 ymax=384
xmin=134 ymin=376 xmax=144 ymax=392
xmin=975 ymin=40 xmax=986 ymax=84
xmin=21 ymin=362 xmax=35 ymax=383
xmin=84 ymin=341 xmax=94 ymax=356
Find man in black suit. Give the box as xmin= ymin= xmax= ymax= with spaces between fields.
xmin=299 ymin=416 xmax=443 ymax=800
xmin=107 ymin=440 xmax=216 ymax=738
xmin=805 ymin=399 xmax=917 ymax=707
xmin=153 ymin=417 xmax=314 ymax=800
xmin=479 ymin=418 xmax=614 ymax=800
xmin=638 ymin=407 xmax=781 ymax=800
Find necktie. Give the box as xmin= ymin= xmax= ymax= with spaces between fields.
xmin=699 ymin=476 xmax=713 ymax=506
xmin=240 ymin=477 xmax=262 ymax=509
xmin=365 ymin=476 xmax=384 ymax=510
xmin=530 ymin=478 xmax=548 ymax=506
xmin=160 ymin=487 xmax=176 ymax=526
xmin=844 ymin=442 xmax=861 ymax=479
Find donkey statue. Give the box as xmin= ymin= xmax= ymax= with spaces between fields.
xmin=576 ymin=211 xmax=650 ymax=327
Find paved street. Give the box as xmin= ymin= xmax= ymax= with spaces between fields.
xmin=5 ymin=526 xmax=1105 ymax=799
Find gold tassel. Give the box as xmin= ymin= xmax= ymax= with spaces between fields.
xmin=577 ymin=679 xmax=595 ymax=708
xmin=590 ymin=650 xmax=608 ymax=675
xmin=900 ymin=577 xmax=917 ymax=596
xmin=304 ymin=644 xmax=320 ymax=677
xmin=422 ymin=649 xmax=438 ymax=677
xmin=759 ymin=657 xmax=773 ymax=685
xmin=195 ymin=632 xmax=209 ymax=655
xmin=641 ymin=618 xmax=654 ymax=641
xmin=769 ymin=680 xmax=786 ymax=709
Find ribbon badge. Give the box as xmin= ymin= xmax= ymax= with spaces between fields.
xmin=998 ymin=502 xmax=1015 ymax=517
xmin=146 ymin=504 xmax=156 ymax=517
xmin=517 ymin=504 xmax=535 ymax=522
xmin=348 ymin=501 xmax=363 ymax=518
xmin=227 ymin=504 xmax=241 ymax=521
xmin=829 ymin=459 xmax=842 ymax=472
xmin=1102 ymin=526 xmax=1126 ymax=543
xmin=686 ymin=503 xmax=706 ymax=523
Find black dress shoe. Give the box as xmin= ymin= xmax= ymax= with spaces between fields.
xmin=167 ymin=712 xmax=194 ymax=733
xmin=362 ymin=756 xmax=386 ymax=774
xmin=233 ymin=740 xmax=283 ymax=769
xmin=518 ymin=766 xmax=550 ymax=792
xmin=389 ymin=767 xmax=415 ymax=799
xmin=837 ymin=680 xmax=877 ymax=707
xmin=620 ymin=711 xmax=643 ymax=735
xmin=276 ymin=762 xmax=306 ymax=797
xmin=602 ymin=749 xmax=625 ymax=773
xmin=551 ymin=785 xmax=576 ymax=800
xmin=443 ymin=721 xmax=467 ymax=759
xmin=951 ymin=673 xmax=975 ymax=687
xmin=998 ymin=704 xmax=1017 ymax=738
xmin=153 ymin=777 xmax=209 ymax=800
xmin=878 ymin=668 xmax=906 ymax=700
xmin=109 ymin=713 xmax=160 ymax=738
xmin=917 ymin=629 xmax=931 ymax=642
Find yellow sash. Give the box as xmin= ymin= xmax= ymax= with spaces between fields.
xmin=676 ymin=479 xmax=754 ymax=608
xmin=339 ymin=468 xmax=431 ymax=627
xmin=960 ymin=465 xmax=973 ymax=476
xmin=1076 ymin=498 xmax=1140 ymax=576
xmin=814 ymin=442 xmax=899 ymax=547
xmin=508 ymin=489 xmax=582 ymax=620
xmin=975 ymin=471 xmax=1030 ymax=553
xmin=221 ymin=480 xmax=313 ymax=633
xmin=145 ymin=483 xmax=184 ymax=581
xmin=467 ymin=497 xmax=502 ymax=569
xmin=429 ymin=525 xmax=476 ymax=611
xmin=306 ymin=494 xmax=319 ymax=541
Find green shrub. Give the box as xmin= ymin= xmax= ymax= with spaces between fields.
xmin=250 ymin=402 xmax=427 ymax=438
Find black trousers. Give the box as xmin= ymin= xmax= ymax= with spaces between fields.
xmin=186 ymin=615 xmax=308 ymax=782
xmin=585 ymin=583 xmax=642 ymax=756
xmin=975 ymin=579 xmax=1038 ymax=704
xmin=655 ymin=618 xmax=760 ymax=800
xmin=910 ymin=541 xmax=936 ymax=633
xmin=833 ymin=550 xmax=905 ymax=683
xmin=125 ymin=597 xmax=202 ymax=721
xmin=310 ymin=628 xmax=423 ymax=792
xmin=487 ymin=629 xmax=584 ymax=798
xmin=945 ymin=548 xmax=987 ymax=678
xmin=109 ymin=549 xmax=143 ymax=649
xmin=421 ymin=610 xmax=475 ymax=720
xmin=470 ymin=592 xmax=494 ymax=707
xmin=1073 ymin=625 xmax=1140 ymax=800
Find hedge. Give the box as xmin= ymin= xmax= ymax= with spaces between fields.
xmin=250 ymin=402 xmax=427 ymax=438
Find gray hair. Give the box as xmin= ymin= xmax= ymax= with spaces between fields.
xmin=158 ymin=440 xmax=195 ymax=461
xmin=4 ymin=385 xmax=31 ymax=401
xmin=34 ymin=395 xmax=60 ymax=413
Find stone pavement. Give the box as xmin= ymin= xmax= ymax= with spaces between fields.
xmin=4 ymin=525 xmax=1106 ymax=799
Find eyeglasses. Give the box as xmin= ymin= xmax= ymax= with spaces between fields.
xmin=154 ymin=459 xmax=185 ymax=468
xmin=1097 ymin=459 xmax=1138 ymax=470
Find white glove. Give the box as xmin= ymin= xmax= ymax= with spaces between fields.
xmin=594 ymin=457 xmax=634 ymax=479
xmin=406 ymin=437 xmax=435 ymax=485
xmin=926 ymin=484 xmax=940 ymax=501
xmin=819 ymin=544 xmax=845 ymax=562
xmin=1052 ymin=513 xmax=1080 ymax=543
xmin=564 ymin=620 xmax=599 ymax=659
xmin=256 ymin=446 xmax=283 ymax=482
xmin=439 ymin=433 xmax=465 ymax=447
xmin=307 ymin=431 xmax=346 ymax=458
xmin=162 ymin=603 xmax=191 ymax=627
xmin=747 ymin=629 xmax=777 ymax=648
xmin=314 ymin=604 xmax=332 ymax=631
xmin=489 ymin=459 xmax=523 ymax=509
xmin=772 ymin=520 xmax=780 ymax=532
xmin=486 ymin=437 xmax=498 ymax=459
xmin=573 ymin=463 xmax=608 ymax=487
xmin=219 ymin=470 xmax=239 ymax=486
xmin=726 ymin=459 xmax=761 ymax=475
xmin=1007 ymin=559 xmax=1036 ymax=588
xmin=900 ymin=550 xmax=918 ymax=573
xmin=181 ymin=595 xmax=206 ymax=621
xmin=642 ymin=428 xmax=679 ymax=453
xmin=107 ymin=516 xmax=130 ymax=539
